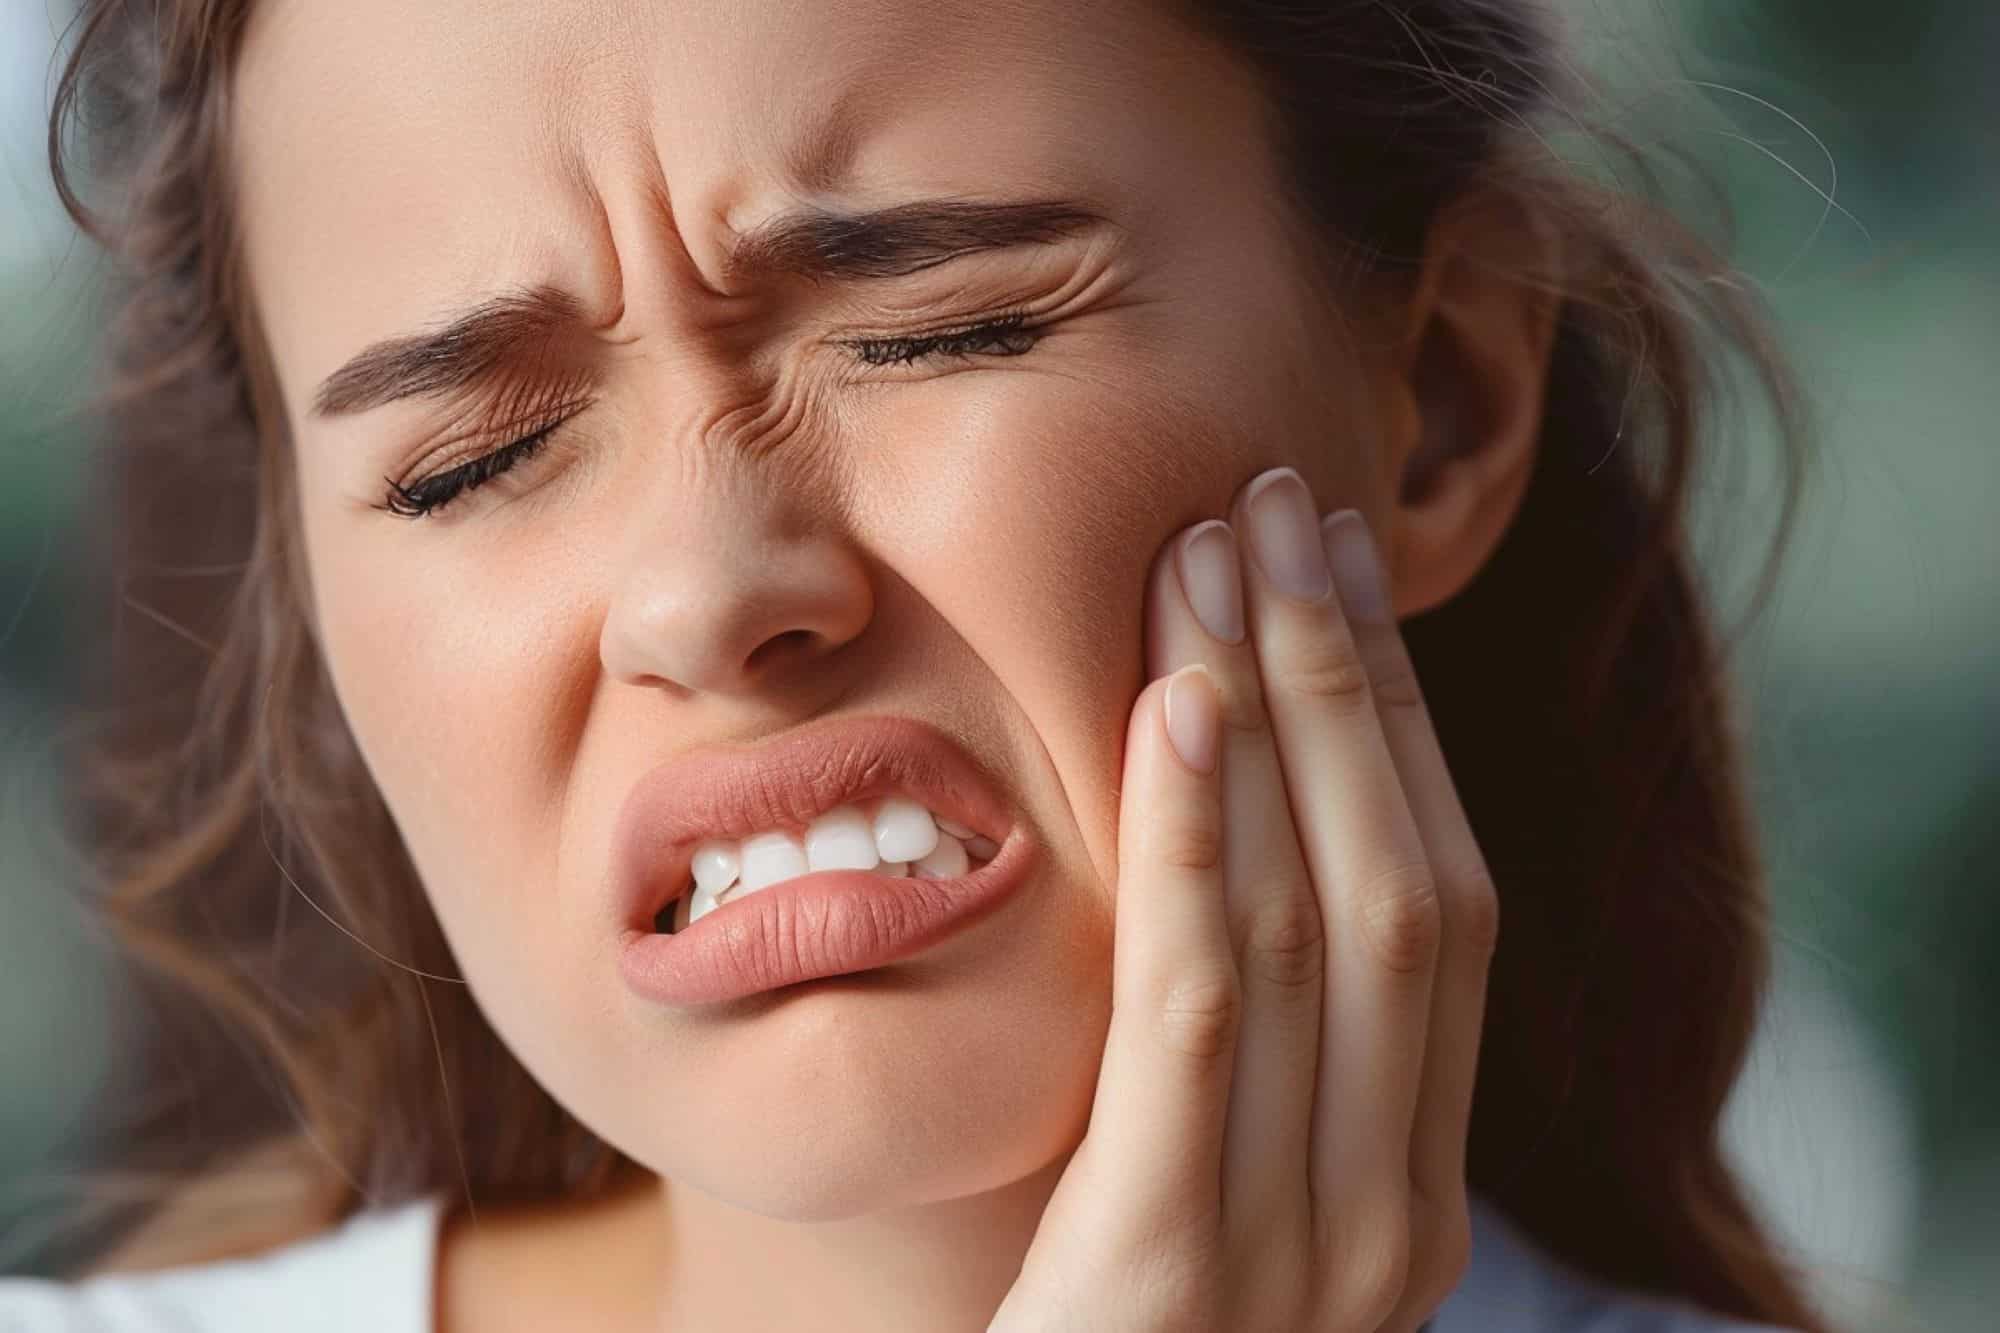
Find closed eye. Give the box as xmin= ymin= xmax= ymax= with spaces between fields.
xmin=375 ymin=414 xmax=577 ymax=519
xmin=837 ymin=311 xmax=1042 ymax=368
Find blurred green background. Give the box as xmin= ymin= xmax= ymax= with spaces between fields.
xmin=2 ymin=2 xmax=1993 ymax=1328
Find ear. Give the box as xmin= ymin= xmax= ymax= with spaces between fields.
xmin=1364 ymin=189 xmax=1565 ymax=620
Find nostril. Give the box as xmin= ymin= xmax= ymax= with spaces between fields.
xmin=746 ymin=628 xmax=816 ymax=674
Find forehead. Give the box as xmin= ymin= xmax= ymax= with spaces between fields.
xmin=230 ymin=0 xmax=1250 ymax=423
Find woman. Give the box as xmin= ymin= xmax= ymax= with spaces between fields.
xmin=6 ymin=0 xmax=1828 ymax=1328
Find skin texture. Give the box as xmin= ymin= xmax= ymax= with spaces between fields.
xmin=229 ymin=0 xmax=1557 ymax=1328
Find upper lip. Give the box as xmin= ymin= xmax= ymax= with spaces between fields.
xmin=609 ymin=714 xmax=1021 ymax=931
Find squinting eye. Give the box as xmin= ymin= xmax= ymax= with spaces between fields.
xmin=376 ymin=417 xmax=570 ymax=519
xmin=839 ymin=311 xmax=1042 ymax=368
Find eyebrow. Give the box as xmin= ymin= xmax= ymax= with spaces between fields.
xmin=310 ymin=197 xmax=1109 ymax=419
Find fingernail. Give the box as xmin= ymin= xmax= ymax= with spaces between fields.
xmin=1243 ymin=468 xmax=1331 ymax=603
xmin=1321 ymin=509 xmax=1393 ymax=624
xmin=1164 ymin=665 xmax=1219 ymax=774
xmin=1175 ymin=521 xmax=1246 ymax=645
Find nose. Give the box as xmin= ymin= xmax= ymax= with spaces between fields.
xmin=599 ymin=484 xmax=874 ymax=697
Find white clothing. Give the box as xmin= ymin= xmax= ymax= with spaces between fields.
xmin=0 ymin=1191 xmax=1799 ymax=1331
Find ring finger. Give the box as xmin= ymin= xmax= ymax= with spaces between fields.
xmin=1318 ymin=509 xmax=1499 ymax=1214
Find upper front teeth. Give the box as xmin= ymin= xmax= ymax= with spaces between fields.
xmin=677 ymin=796 xmax=996 ymax=927
xmin=802 ymin=805 xmax=878 ymax=874
xmin=690 ymin=841 xmax=742 ymax=895
xmin=740 ymin=830 xmax=810 ymax=893
xmin=872 ymin=796 xmax=941 ymax=864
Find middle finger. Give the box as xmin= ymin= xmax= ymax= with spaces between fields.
xmin=1230 ymin=468 xmax=1442 ymax=1249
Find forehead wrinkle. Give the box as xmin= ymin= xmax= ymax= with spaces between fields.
xmin=537 ymin=12 xmax=658 ymax=307
xmin=552 ymin=144 xmax=627 ymax=329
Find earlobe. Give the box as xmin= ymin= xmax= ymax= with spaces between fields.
xmin=1377 ymin=190 xmax=1565 ymax=620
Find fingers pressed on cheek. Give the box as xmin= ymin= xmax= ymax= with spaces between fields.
xmin=1163 ymin=664 xmax=1221 ymax=775
xmin=1177 ymin=521 xmax=1247 ymax=647
xmin=1146 ymin=519 xmax=1255 ymax=708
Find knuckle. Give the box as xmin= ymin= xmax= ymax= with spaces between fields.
xmin=1270 ymin=635 xmax=1375 ymax=715
xmin=1431 ymin=1204 xmax=1475 ymax=1299
xmin=1394 ymin=1201 xmax=1473 ymax=1324
xmin=1158 ymin=967 xmax=1242 ymax=1062
xmin=1133 ymin=1281 xmax=1221 ymax=1333
xmin=1226 ymin=1235 xmax=1316 ymax=1326
xmin=1128 ymin=1230 xmax=1223 ymax=1330
xmin=1336 ymin=1226 xmax=1412 ymax=1327
xmin=1364 ymin=651 xmax=1426 ymax=713
xmin=1214 ymin=671 xmax=1272 ymax=736
xmin=1355 ymin=859 xmax=1443 ymax=975
xmin=1153 ymin=792 xmax=1224 ymax=871
xmin=1453 ymin=862 xmax=1502 ymax=961
xmin=1239 ymin=891 xmax=1326 ymax=990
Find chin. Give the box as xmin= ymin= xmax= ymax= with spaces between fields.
xmin=656 ymin=1106 xmax=1083 ymax=1224
xmin=626 ymin=991 xmax=1103 ymax=1223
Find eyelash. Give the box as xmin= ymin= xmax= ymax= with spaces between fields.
xmin=834 ymin=309 xmax=1040 ymax=368
xmin=377 ymin=312 xmax=1044 ymax=519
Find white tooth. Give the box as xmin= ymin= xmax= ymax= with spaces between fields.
xmin=806 ymin=804 xmax=881 ymax=872
xmin=872 ymin=796 xmax=939 ymax=864
xmin=739 ymin=831 xmax=808 ymax=894
xmin=685 ymin=879 xmax=725 ymax=927
xmin=935 ymin=816 xmax=976 ymax=839
xmin=912 ymin=832 xmax=969 ymax=880
xmin=870 ymin=860 xmax=909 ymax=877
xmin=965 ymin=834 xmax=1000 ymax=862
xmin=691 ymin=840 xmax=742 ymax=893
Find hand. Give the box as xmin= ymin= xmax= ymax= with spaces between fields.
xmin=989 ymin=467 xmax=1500 ymax=1332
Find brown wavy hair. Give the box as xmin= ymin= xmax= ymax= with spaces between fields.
xmin=37 ymin=0 xmax=1827 ymax=1326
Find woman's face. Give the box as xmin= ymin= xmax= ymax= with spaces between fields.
xmin=234 ymin=0 xmax=1382 ymax=1219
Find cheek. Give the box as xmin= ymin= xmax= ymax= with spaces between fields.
xmin=308 ymin=551 xmax=602 ymax=1110
xmin=300 ymin=517 xmax=582 ymax=983
xmin=862 ymin=366 xmax=1280 ymax=885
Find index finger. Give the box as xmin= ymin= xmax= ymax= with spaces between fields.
xmin=1072 ymin=665 xmax=1238 ymax=1243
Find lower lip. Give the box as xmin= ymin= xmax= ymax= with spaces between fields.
xmin=617 ymin=828 xmax=1036 ymax=1007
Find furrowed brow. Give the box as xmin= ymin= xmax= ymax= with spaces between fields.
xmin=310 ymin=199 xmax=1108 ymax=418
xmin=311 ymin=284 xmax=585 ymax=419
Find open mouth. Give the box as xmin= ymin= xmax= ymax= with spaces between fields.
xmin=651 ymin=795 xmax=1002 ymax=935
